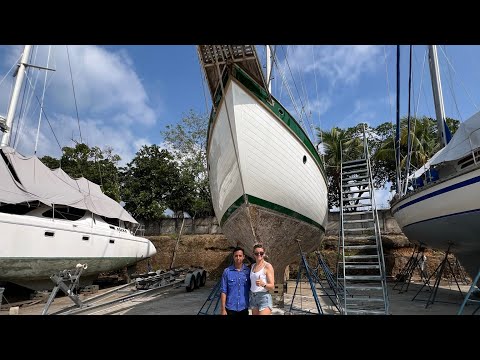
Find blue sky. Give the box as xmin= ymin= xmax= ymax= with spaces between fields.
xmin=1 ymin=45 xmax=479 ymax=206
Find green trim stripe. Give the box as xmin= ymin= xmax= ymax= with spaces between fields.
xmin=207 ymin=64 xmax=327 ymax=182
xmin=220 ymin=194 xmax=325 ymax=232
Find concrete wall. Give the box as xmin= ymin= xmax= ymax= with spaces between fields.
xmin=144 ymin=209 xmax=402 ymax=236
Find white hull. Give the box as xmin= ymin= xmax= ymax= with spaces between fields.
xmin=0 ymin=210 xmax=156 ymax=290
xmin=391 ymin=165 xmax=480 ymax=277
xmin=208 ymin=77 xmax=328 ymax=281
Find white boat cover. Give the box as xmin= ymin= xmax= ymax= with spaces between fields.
xmin=0 ymin=146 xmax=137 ymax=223
xmin=431 ymin=110 xmax=480 ymax=166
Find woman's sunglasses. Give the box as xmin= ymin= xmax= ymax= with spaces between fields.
xmin=254 ymin=252 xmax=264 ymax=256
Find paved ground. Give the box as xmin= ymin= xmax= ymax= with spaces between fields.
xmin=2 ymin=278 xmax=479 ymax=315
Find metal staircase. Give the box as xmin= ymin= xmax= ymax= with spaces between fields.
xmin=337 ymin=128 xmax=389 ymax=315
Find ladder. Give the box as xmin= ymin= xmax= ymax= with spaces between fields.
xmin=337 ymin=127 xmax=389 ymax=315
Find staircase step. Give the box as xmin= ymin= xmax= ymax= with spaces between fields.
xmin=344 ymin=275 xmax=382 ymax=281
xmin=343 ymin=176 xmax=369 ymax=182
xmin=343 ymin=169 xmax=368 ymax=176
xmin=343 ymin=227 xmax=376 ymax=232
xmin=343 ymin=211 xmax=373 ymax=216
xmin=343 ymin=245 xmax=378 ymax=250
xmin=343 ymin=219 xmax=374 ymax=224
xmin=343 ymin=203 xmax=372 ymax=209
xmin=345 ymin=255 xmax=378 ymax=260
xmin=346 ymin=297 xmax=385 ymax=303
xmin=345 ymin=285 xmax=383 ymax=291
xmin=344 ymin=264 xmax=380 ymax=269
xmin=342 ymin=196 xmax=371 ymax=201
xmin=342 ymin=159 xmax=367 ymax=165
xmin=342 ymin=163 xmax=367 ymax=170
xmin=345 ymin=309 xmax=386 ymax=315
xmin=343 ymin=180 xmax=370 ymax=187
xmin=343 ymin=189 xmax=370 ymax=195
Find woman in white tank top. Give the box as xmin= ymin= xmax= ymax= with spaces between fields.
xmin=249 ymin=244 xmax=275 ymax=315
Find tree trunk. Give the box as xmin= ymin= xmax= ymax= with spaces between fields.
xmin=169 ymin=217 xmax=185 ymax=270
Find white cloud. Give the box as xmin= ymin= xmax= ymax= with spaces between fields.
xmin=0 ymin=45 xmax=159 ymax=165
xmin=280 ymin=45 xmax=382 ymax=88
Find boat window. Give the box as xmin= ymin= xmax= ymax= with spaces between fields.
xmin=0 ymin=202 xmax=41 ymax=215
xmin=101 ymin=215 xmax=119 ymax=227
xmin=303 ymin=155 xmax=307 ymax=164
xmin=109 ymin=239 xmax=115 ymax=244
xmin=42 ymin=207 xmax=86 ymax=221
xmin=82 ymin=236 xmax=89 ymax=241
xmin=45 ymin=231 xmax=55 ymax=237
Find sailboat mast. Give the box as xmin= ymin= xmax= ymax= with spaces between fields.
xmin=428 ymin=45 xmax=448 ymax=148
xmin=1 ymin=45 xmax=32 ymax=147
xmin=266 ymin=45 xmax=272 ymax=93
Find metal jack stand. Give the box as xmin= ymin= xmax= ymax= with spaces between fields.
xmin=412 ymin=244 xmax=463 ymax=308
xmin=42 ymin=263 xmax=88 ymax=315
xmin=197 ymin=279 xmax=222 ymax=315
xmin=288 ymin=240 xmax=324 ymax=315
xmin=458 ymin=269 xmax=480 ymax=315
xmin=393 ymin=245 xmax=430 ymax=293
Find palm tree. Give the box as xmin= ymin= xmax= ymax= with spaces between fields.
xmin=317 ymin=126 xmax=364 ymax=208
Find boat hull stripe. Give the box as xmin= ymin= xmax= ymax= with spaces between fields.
xmin=392 ymin=175 xmax=480 ymax=214
xmin=220 ymin=194 xmax=325 ymax=232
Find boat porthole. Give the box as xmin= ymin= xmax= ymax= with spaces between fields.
xmin=303 ymin=155 xmax=307 ymax=164
xmin=278 ymin=108 xmax=284 ymax=116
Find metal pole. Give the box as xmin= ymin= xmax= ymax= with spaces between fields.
xmin=1 ymin=45 xmax=32 ymax=147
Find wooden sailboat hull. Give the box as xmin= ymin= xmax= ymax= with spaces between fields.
xmin=0 ymin=211 xmax=156 ymax=290
xmin=208 ymin=73 xmax=328 ymax=283
xmin=391 ymin=165 xmax=480 ymax=277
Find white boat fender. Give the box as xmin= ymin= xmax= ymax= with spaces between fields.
xmin=76 ymin=263 xmax=88 ymax=270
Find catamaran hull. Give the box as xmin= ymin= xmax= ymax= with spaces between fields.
xmin=0 ymin=213 xmax=156 ymax=290
xmin=391 ymin=166 xmax=480 ymax=278
xmin=208 ymin=78 xmax=328 ymax=283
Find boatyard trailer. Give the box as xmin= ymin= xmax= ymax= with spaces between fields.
xmin=134 ymin=267 xmax=207 ymax=292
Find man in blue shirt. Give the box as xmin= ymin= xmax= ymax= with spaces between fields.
xmin=220 ymin=246 xmax=251 ymax=315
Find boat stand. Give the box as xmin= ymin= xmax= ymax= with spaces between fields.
xmin=287 ymin=240 xmax=339 ymax=315
xmin=393 ymin=245 xmax=430 ymax=293
xmin=458 ymin=268 xmax=480 ymax=315
xmin=412 ymin=244 xmax=464 ymax=308
xmin=42 ymin=264 xmax=88 ymax=315
xmin=197 ymin=279 xmax=222 ymax=315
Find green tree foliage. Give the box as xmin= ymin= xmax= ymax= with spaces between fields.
xmin=39 ymin=143 xmax=122 ymax=201
xmin=375 ymin=116 xmax=459 ymax=190
xmin=120 ymin=144 xmax=180 ymax=221
xmin=317 ymin=126 xmax=364 ymax=208
xmin=161 ymin=109 xmax=214 ymax=218
xmin=318 ymin=117 xmax=460 ymax=207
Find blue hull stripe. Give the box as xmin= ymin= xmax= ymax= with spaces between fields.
xmin=403 ymin=207 xmax=480 ymax=229
xmin=392 ymin=175 xmax=480 ymax=214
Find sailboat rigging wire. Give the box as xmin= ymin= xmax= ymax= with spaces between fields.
xmin=196 ymin=53 xmax=211 ymax=115
xmin=281 ymin=45 xmax=313 ymax=140
xmin=293 ymin=45 xmax=317 ymax=144
xmin=0 ymin=54 xmax=22 ymax=87
xmin=35 ymin=45 xmax=52 ymax=154
xmin=442 ymin=46 xmax=463 ymax=121
xmin=270 ymin=47 xmax=308 ymax=137
xmin=403 ymin=45 xmax=413 ymax=195
xmin=312 ymin=46 xmax=324 ymax=158
xmin=66 ymin=45 xmax=83 ymax=144
xmin=406 ymin=47 xmax=428 ymax=179
xmin=395 ymin=45 xmax=402 ymax=195
xmin=438 ymin=45 xmax=478 ymax=112
xmin=383 ymin=46 xmax=398 ymax=171
xmin=20 ymin=72 xmax=62 ymax=152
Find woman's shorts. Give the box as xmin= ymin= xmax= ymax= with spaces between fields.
xmin=249 ymin=291 xmax=272 ymax=311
